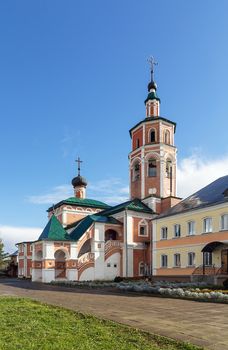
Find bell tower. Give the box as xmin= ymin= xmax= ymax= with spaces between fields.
xmin=129 ymin=58 xmax=179 ymax=212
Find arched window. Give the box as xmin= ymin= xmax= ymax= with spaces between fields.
xmin=148 ymin=159 xmax=157 ymax=177
xmin=133 ymin=162 xmax=140 ymax=181
xmin=136 ymin=138 xmax=140 ymax=148
xmin=164 ymin=130 xmax=170 ymax=144
xmin=166 ymin=160 xmax=172 ymax=178
xmin=150 ymin=129 xmax=156 ymax=143
xmin=105 ymin=229 xmax=118 ymax=241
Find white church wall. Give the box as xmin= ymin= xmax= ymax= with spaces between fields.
xmin=94 ymin=223 xmax=105 ymax=280
xmin=32 ymin=269 xmax=42 ymax=282
xmin=67 ymin=269 xmax=78 ymax=281
xmin=79 ymin=267 xmax=94 ymax=281
xmin=104 ymin=252 xmax=121 ymax=280
xmin=42 ymin=269 xmax=55 ymax=283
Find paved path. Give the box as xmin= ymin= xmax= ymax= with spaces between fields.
xmin=0 ymin=279 xmax=227 ymax=350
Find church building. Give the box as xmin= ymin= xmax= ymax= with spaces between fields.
xmin=17 ymin=62 xmax=228 ymax=284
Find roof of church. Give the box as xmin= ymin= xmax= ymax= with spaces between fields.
xmin=129 ymin=116 xmax=176 ymax=136
xmin=144 ymin=90 xmax=160 ymax=104
xmin=98 ymin=198 xmax=153 ymax=216
xmin=47 ymin=197 xmax=110 ymax=212
xmin=38 ymin=215 xmax=69 ymax=241
xmin=157 ymin=175 xmax=228 ymax=219
xmin=69 ymin=215 xmax=122 ymax=241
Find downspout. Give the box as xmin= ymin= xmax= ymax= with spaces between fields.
xmin=124 ymin=209 xmax=128 ymax=277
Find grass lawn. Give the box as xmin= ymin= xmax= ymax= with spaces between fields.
xmin=0 ymin=297 xmax=202 ymax=350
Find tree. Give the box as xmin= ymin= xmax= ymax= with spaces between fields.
xmin=0 ymin=239 xmax=9 ymax=269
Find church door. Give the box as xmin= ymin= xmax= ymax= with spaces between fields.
xmin=221 ymin=249 xmax=228 ymax=274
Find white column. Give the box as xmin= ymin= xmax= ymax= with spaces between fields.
xmin=94 ymin=223 xmax=105 ymax=280
xmin=152 ymin=221 xmax=157 ymax=275
xmin=122 ymin=212 xmax=133 ymax=277
xmin=42 ymin=242 xmax=55 ymax=283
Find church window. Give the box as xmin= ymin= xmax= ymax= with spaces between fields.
xmin=139 ymin=226 xmax=146 ymax=235
xmin=166 ymin=160 xmax=172 ymax=178
xmin=148 ymin=159 xmax=157 ymax=177
xmin=133 ymin=162 xmax=140 ymax=181
xmin=114 ymin=263 xmax=117 ymax=268
xmin=139 ymin=262 xmax=145 ymax=276
xmin=150 ymin=130 xmax=156 ymax=143
xmin=164 ymin=130 xmax=170 ymax=144
xmin=221 ymin=214 xmax=228 ymax=230
xmin=136 ymin=138 xmax=140 ymax=148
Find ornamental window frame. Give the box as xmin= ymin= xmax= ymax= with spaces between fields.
xmin=138 ymin=219 xmax=149 ymax=237
xmin=148 ymin=128 xmax=156 ymax=143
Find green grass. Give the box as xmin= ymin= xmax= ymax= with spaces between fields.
xmin=0 ymin=297 xmax=202 ymax=350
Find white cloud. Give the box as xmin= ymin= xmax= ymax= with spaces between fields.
xmin=177 ymin=153 xmax=228 ymax=199
xmin=0 ymin=226 xmax=42 ymax=254
xmin=27 ymin=185 xmax=72 ymax=204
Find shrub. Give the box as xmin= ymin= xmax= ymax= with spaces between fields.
xmin=223 ymin=278 xmax=228 ymax=289
xmin=114 ymin=276 xmax=123 ymax=283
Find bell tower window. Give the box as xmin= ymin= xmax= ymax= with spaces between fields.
xmin=133 ymin=162 xmax=140 ymax=181
xmin=164 ymin=130 xmax=170 ymax=144
xmin=150 ymin=129 xmax=156 ymax=143
xmin=148 ymin=159 xmax=157 ymax=177
xmin=166 ymin=160 xmax=172 ymax=178
xmin=136 ymin=138 xmax=140 ymax=148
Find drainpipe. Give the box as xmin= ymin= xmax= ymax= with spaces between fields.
xmin=124 ymin=210 xmax=128 ymax=277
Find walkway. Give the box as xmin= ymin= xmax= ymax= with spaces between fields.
xmin=0 ymin=279 xmax=227 ymax=350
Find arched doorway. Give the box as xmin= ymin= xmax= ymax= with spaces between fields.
xmin=105 ymin=229 xmax=118 ymax=241
xmin=54 ymin=250 xmax=66 ymax=279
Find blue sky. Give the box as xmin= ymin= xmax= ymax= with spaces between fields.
xmin=0 ymin=0 xmax=228 ymax=252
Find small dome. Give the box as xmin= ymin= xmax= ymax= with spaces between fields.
xmin=148 ymin=80 xmax=157 ymax=92
xmin=71 ymin=175 xmax=87 ymax=188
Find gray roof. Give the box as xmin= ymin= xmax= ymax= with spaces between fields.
xmin=157 ymin=175 xmax=228 ymax=219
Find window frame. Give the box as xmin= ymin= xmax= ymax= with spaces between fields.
xmin=148 ymin=158 xmax=157 ymax=177
xmin=204 ymin=252 xmax=212 ymax=266
xmin=203 ymin=217 xmax=212 ymax=233
xmin=139 ymin=261 xmax=145 ymax=276
xmin=221 ymin=214 xmax=228 ymax=231
xmin=187 ymin=221 xmax=195 ymax=236
xmin=174 ymin=224 xmax=181 ymax=238
xmin=174 ymin=253 xmax=181 ymax=267
xmin=138 ymin=220 xmax=148 ymax=237
xmin=161 ymin=227 xmax=168 ymax=240
xmin=188 ymin=252 xmax=196 ymax=267
xmin=161 ymin=254 xmax=168 ymax=268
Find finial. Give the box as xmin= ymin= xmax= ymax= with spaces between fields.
xmin=147 ymin=56 xmax=158 ymax=83
xmin=75 ymin=156 xmax=83 ymax=176
xmin=52 ymin=204 xmax=55 ymax=215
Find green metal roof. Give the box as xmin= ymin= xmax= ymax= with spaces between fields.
xmin=99 ymin=198 xmax=153 ymax=216
xmin=129 ymin=116 xmax=176 ymax=137
xmin=38 ymin=215 xmax=69 ymax=241
xmin=144 ymin=91 xmax=160 ymax=104
xmin=69 ymin=215 xmax=121 ymax=241
xmin=47 ymin=197 xmax=110 ymax=212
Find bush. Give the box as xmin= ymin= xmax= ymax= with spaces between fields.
xmin=114 ymin=276 xmax=123 ymax=283
xmin=223 ymin=278 xmax=228 ymax=289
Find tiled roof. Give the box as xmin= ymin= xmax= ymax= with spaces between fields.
xmin=157 ymin=175 xmax=228 ymax=219
xmin=99 ymin=198 xmax=153 ymax=216
xmin=38 ymin=215 xmax=69 ymax=241
xmin=47 ymin=197 xmax=110 ymax=212
xmin=69 ymin=215 xmax=122 ymax=241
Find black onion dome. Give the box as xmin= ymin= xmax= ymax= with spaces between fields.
xmin=148 ymin=80 xmax=157 ymax=92
xmin=71 ymin=175 xmax=87 ymax=188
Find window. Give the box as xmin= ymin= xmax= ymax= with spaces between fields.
xmin=203 ymin=217 xmax=212 ymax=233
xmin=166 ymin=160 xmax=172 ymax=178
xmin=107 ymin=263 xmax=111 ymax=267
xmin=114 ymin=263 xmax=117 ymax=268
xmin=188 ymin=252 xmax=195 ymax=266
xmin=150 ymin=130 xmax=156 ymax=143
xmin=139 ymin=226 xmax=146 ymax=236
xmin=161 ymin=227 xmax=168 ymax=240
xmin=221 ymin=214 xmax=228 ymax=230
xmin=161 ymin=255 xmax=168 ymax=268
xmin=174 ymin=253 xmax=181 ymax=267
xmin=174 ymin=224 xmax=181 ymax=237
xmin=148 ymin=159 xmax=157 ymax=177
xmin=188 ymin=221 xmax=195 ymax=235
xmin=204 ymin=252 xmax=212 ymax=266
xmin=164 ymin=130 xmax=170 ymax=144
xmin=139 ymin=262 xmax=145 ymax=276
xmin=133 ymin=162 xmax=140 ymax=181
xmin=136 ymin=139 xmax=140 ymax=148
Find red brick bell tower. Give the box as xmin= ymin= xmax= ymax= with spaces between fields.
xmin=129 ymin=58 xmax=180 ymax=213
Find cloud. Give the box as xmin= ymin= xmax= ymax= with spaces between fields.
xmin=177 ymin=152 xmax=228 ymax=199
xmin=0 ymin=226 xmax=42 ymax=254
xmin=27 ymin=185 xmax=72 ymax=204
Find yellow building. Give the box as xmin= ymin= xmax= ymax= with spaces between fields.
xmin=153 ymin=176 xmax=228 ymax=283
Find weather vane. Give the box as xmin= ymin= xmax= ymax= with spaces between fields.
xmin=147 ymin=56 xmax=158 ymax=82
xmin=75 ymin=156 xmax=83 ymax=176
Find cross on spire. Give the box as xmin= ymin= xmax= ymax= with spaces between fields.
xmin=75 ymin=156 xmax=83 ymax=176
xmin=147 ymin=56 xmax=158 ymax=82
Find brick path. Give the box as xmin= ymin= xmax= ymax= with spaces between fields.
xmin=0 ymin=279 xmax=227 ymax=350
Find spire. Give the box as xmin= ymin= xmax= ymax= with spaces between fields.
xmin=145 ymin=56 xmax=160 ymax=117
xmin=71 ymin=157 xmax=87 ymax=199
xmin=147 ymin=56 xmax=158 ymax=89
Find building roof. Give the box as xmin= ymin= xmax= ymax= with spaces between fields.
xmin=69 ymin=215 xmax=122 ymax=241
xmin=129 ymin=116 xmax=176 ymax=136
xmin=47 ymin=197 xmax=110 ymax=212
xmin=157 ymin=175 xmax=228 ymax=219
xmin=38 ymin=215 xmax=69 ymax=241
xmin=144 ymin=91 xmax=160 ymax=104
xmin=98 ymin=198 xmax=153 ymax=216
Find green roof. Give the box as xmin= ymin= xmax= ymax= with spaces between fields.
xmin=38 ymin=215 xmax=69 ymax=241
xmin=144 ymin=91 xmax=160 ymax=104
xmin=129 ymin=117 xmax=176 ymax=137
xmin=47 ymin=197 xmax=110 ymax=212
xmin=69 ymin=215 xmax=121 ymax=241
xmin=98 ymin=198 xmax=153 ymax=216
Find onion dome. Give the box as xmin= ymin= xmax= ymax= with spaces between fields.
xmin=71 ymin=175 xmax=87 ymax=188
xmin=147 ymin=80 xmax=157 ymax=92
